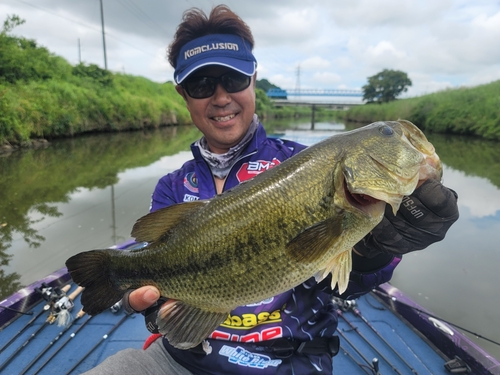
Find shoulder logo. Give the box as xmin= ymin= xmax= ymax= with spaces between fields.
xmin=236 ymin=158 xmax=281 ymax=182
xmin=183 ymin=172 xmax=198 ymax=193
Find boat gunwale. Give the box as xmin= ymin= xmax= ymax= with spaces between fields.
xmin=376 ymin=283 xmax=500 ymax=375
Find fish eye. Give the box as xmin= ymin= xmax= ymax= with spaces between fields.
xmin=379 ymin=125 xmax=394 ymax=136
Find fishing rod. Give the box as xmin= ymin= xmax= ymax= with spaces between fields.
xmin=65 ymin=309 xmax=130 ymax=375
xmin=336 ymin=326 xmax=380 ymax=375
xmin=33 ymin=301 xmax=122 ymax=375
xmin=340 ymin=297 xmax=431 ymax=375
xmin=0 ymin=283 xmax=71 ymax=355
xmin=0 ymin=285 xmax=82 ymax=372
xmin=337 ymin=308 xmax=407 ymax=375
xmin=372 ymin=289 xmax=500 ymax=347
xmin=339 ymin=343 xmax=377 ymax=375
xmin=19 ymin=308 xmax=86 ymax=375
xmin=32 ymin=315 xmax=93 ymax=375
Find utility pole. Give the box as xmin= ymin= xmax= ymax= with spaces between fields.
xmin=78 ymin=38 xmax=81 ymax=63
xmin=295 ymin=64 xmax=301 ymax=101
xmin=100 ymin=0 xmax=108 ymax=70
xmin=295 ymin=64 xmax=301 ymax=93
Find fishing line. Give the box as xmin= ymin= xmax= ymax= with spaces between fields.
xmin=372 ymin=289 xmax=500 ymax=347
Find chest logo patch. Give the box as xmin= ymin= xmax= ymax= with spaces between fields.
xmin=236 ymin=158 xmax=281 ymax=182
xmin=183 ymin=172 xmax=199 ymax=193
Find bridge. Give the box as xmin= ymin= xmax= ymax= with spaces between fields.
xmin=266 ymin=88 xmax=363 ymax=98
xmin=271 ymin=100 xmax=360 ymax=110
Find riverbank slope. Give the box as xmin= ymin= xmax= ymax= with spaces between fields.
xmin=342 ymin=80 xmax=500 ymax=141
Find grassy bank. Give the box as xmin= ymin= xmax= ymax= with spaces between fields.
xmin=0 ymin=27 xmax=315 ymax=147
xmin=0 ymin=75 xmax=193 ymax=143
xmin=342 ymin=80 xmax=500 ymax=141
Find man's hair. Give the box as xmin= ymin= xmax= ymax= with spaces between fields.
xmin=168 ymin=5 xmax=255 ymax=69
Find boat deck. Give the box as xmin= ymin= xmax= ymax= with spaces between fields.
xmin=0 ymin=285 xmax=456 ymax=375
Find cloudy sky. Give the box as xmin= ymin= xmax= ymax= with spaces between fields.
xmin=2 ymin=0 xmax=500 ymax=97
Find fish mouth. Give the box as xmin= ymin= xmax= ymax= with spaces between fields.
xmin=343 ymin=179 xmax=386 ymax=217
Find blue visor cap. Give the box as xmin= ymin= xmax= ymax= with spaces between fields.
xmin=174 ymin=34 xmax=257 ymax=84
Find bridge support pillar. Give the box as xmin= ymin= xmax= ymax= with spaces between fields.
xmin=311 ymin=104 xmax=316 ymax=130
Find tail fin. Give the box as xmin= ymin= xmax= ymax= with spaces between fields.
xmin=65 ymin=249 xmax=125 ymax=316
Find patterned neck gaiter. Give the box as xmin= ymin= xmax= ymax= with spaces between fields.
xmin=196 ymin=114 xmax=259 ymax=179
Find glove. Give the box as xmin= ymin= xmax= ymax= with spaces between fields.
xmin=122 ymin=289 xmax=167 ymax=334
xmin=354 ymin=179 xmax=459 ymax=258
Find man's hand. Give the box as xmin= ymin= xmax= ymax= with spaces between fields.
xmin=124 ymin=286 xmax=160 ymax=313
xmin=354 ymin=179 xmax=459 ymax=258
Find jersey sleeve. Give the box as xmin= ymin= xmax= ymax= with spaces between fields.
xmin=150 ymin=174 xmax=179 ymax=212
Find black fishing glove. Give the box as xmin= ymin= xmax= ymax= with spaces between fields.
xmin=354 ymin=179 xmax=459 ymax=258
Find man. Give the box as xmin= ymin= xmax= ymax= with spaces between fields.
xmin=86 ymin=5 xmax=459 ymax=374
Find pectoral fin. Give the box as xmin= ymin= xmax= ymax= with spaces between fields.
xmin=286 ymin=215 xmax=344 ymax=263
xmin=132 ymin=201 xmax=209 ymax=243
xmin=157 ymin=300 xmax=227 ymax=350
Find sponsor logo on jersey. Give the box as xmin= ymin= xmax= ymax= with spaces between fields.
xmin=210 ymin=326 xmax=282 ymax=343
xmin=236 ymin=158 xmax=281 ymax=182
xmin=220 ymin=310 xmax=282 ymax=330
xmin=219 ymin=345 xmax=282 ymax=369
xmin=183 ymin=194 xmax=199 ymax=202
xmin=183 ymin=172 xmax=199 ymax=193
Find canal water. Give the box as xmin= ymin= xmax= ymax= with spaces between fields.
xmin=1 ymin=120 xmax=499 ymax=359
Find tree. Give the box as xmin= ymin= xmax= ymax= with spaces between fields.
xmin=2 ymin=14 xmax=25 ymax=34
xmin=362 ymin=69 xmax=412 ymax=103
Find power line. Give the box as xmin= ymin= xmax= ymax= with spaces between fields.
xmin=117 ymin=0 xmax=169 ymax=36
xmin=13 ymin=0 xmax=159 ymax=60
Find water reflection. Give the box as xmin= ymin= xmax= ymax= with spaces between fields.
xmin=0 ymin=126 xmax=201 ymax=298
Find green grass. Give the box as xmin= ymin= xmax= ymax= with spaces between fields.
xmin=343 ymin=80 xmax=500 ymax=141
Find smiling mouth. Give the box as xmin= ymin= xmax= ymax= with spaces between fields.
xmin=212 ymin=114 xmax=235 ymax=122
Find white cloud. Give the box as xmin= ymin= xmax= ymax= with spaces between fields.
xmin=445 ymin=168 xmax=500 ymax=218
xmin=1 ymin=0 xmax=500 ymax=95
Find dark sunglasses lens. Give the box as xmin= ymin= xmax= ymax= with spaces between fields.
xmin=183 ymin=72 xmax=251 ymax=98
xmin=184 ymin=77 xmax=216 ymax=99
xmin=221 ymin=73 xmax=251 ymax=93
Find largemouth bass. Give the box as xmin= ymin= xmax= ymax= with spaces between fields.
xmin=66 ymin=120 xmax=442 ymax=349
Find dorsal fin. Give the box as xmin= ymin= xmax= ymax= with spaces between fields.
xmin=131 ymin=201 xmax=209 ymax=243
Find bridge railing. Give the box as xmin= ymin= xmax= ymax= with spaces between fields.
xmin=266 ymin=88 xmax=363 ymax=98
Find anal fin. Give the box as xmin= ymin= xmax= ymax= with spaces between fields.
xmin=157 ymin=300 xmax=228 ymax=350
xmin=314 ymin=249 xmax=352 ymax=295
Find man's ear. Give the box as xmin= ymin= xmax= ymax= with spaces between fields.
xmin=252 ymin=72 xmax=257 ymax=87
xmin=176 ymin=85 xmax=188 ymax=101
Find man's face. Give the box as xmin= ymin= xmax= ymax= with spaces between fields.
xmin=176 ymin=66 xmax=256 ymax=154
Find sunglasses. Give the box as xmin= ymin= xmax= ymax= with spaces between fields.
xmin=181 ymin=71 xmax=252 ymax=99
